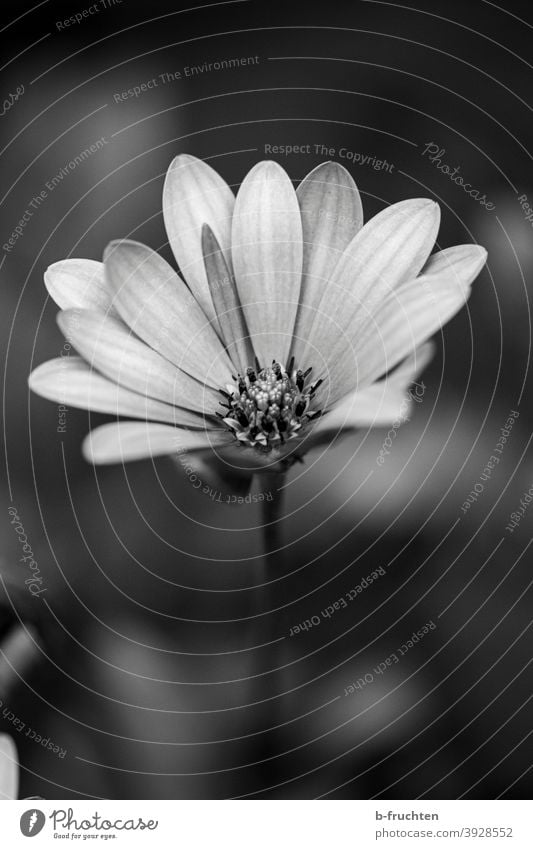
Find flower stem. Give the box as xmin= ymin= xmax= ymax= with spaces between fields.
xmin=257 ymin=472 xmax=288 ymax=671
xmin=259 ymin=471 xmax=286 ymax=582
xmin=255 ymin=470 xmax=287 ymax=786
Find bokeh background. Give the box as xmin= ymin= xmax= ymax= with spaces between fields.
xmin=1 ymin=0 xmax=532 ymax=799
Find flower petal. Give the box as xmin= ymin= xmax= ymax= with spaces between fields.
xmin=294 ymin=198 xmax=440 ymax=370
xmin=104 ymin=239 xmax=232 ymax=387
xmin=82 ymin=422 xmax=231 ymax=464
xmin=292 ymin=161 xmax=363 ymax=347
xmin=418 ymin=243 xmax=488 ymax=291
xmin=387 ymin=339 xmax=435 ymax=384
xmin=317 ymin=243 xmax=487 ymax=407
xmin=231 ymin=161 xmax=303 ymax=368
xmin=348 ymin=285 xmax=467 ymax=407
xmin=350 ymin=245 xmax=487 ymax=390
xmin=202 ymin=224 xmax=255 ymax=374
xmin=312 ymin=342 xmax=433 ymax=437
xmin=163 ymin=154 xmax=235 ymax=325
xmin=29 ymin=357 xmax=211 ymax=428
xmin=45 ymin=259 xmax=118 ymax=315
xmin=57 ymin=309 xmax=221 ymax=415
xmin=0 ymin=734 xmax=18 ymax=800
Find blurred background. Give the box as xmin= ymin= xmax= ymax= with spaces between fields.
xmin=0 ymin=0 xmax=532 ymax=799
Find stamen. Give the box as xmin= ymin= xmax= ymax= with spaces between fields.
xmin=220 ymin=360 xmax=322 ymax=451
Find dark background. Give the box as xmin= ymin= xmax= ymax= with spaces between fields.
xmin=0 ymin=0 xmax=532 ymax=798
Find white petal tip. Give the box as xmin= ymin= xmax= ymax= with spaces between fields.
xmin=168 ymin=153 xmax=201 ymax=169
xmin=467 ymin=245 xmax=488 ymax=276
xmin=411 ymin=199 xmax=441 ymax=231
xmin=82 ymin=432 xmax=108 ymax=465
xmin=27 ymin=372 xmax=39 ymax=393
xmin=44 ymin=260 xmax=66 ymax=278
xmin=246 ymin=160 xmax=290 ymax=180
xmin=398 ymin=197 xmax=440 ymax=214
xmin=44 ymin=258 xmax=92 ymax=278
xmin=81 ymin=437 xmax=96 ymax=464
xmin=300 ymin=160 xmax=355 ymax=184
xmin=28 ymin=357 xmax=78 ymax=397
xmin=103 ymin=239 xmax=147 ymax=263
xmin=418 ymin=198 xmax=440 ymax=215
xmin=28 ymin=365 xmax=48 ymax=394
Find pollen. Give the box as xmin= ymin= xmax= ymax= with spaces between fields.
xmin=218 ymin=360 xmax=322 ymax=451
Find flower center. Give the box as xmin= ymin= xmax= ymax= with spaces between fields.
xmin=218 ymin=359 xmax=322 ymax=451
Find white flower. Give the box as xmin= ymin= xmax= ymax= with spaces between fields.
xmin=29 ymin=157 xmax=487 ymax=472
xmin=0 ymin=734 xmax=18 ymax=799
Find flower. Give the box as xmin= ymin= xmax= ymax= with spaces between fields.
xmin=0 ymin=734 xmax=18 ymax=799
xmin=29 ymin=156 xmax=487 ymax=475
